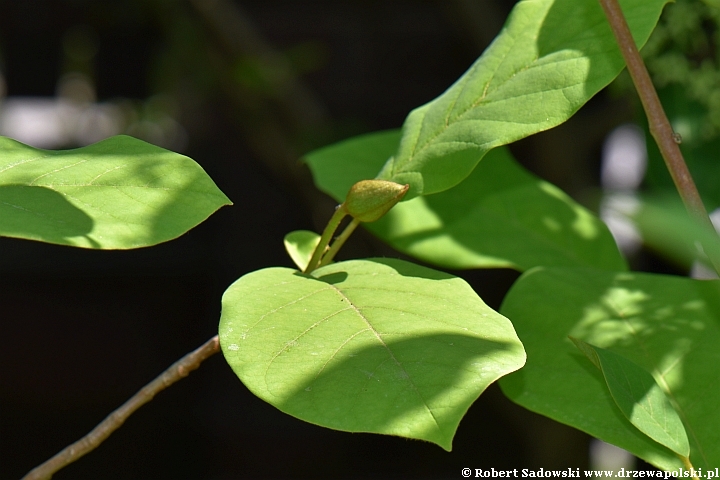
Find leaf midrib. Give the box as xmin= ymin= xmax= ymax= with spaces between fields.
xmin=326 ymin=281 xmax=442 ymax=432
xmin=397 ymin=53 xmax=588 ymax=178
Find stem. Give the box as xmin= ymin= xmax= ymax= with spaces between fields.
xmin=679 ymin=454 xmax=699 ymax=480
xmin=598 ymin=0 xmax=720 ymax=275
xmin=319 ymin=218 xmax=361 ymax=268
xmin=304 ymin=205 xmax=347 ymax=274
xmin=22 ymin=336 xmax=220 ymax=480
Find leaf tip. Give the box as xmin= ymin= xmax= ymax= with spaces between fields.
xmin=569 ymin=336 xmax=601 ymax=370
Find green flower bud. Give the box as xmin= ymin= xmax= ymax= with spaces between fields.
xmin=343 ymin=180 xmax=409 ymax=222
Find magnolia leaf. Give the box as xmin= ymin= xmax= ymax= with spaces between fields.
xmin=0 ymin=135 xmax=231 ymax=249
xmin=219 ymin=258 xmax=525 ymax=450
xmin=631 ymin=197 xmax=720 ymax=273
xmin=570 ymin=338 xmax=690 ymax=457
xmin=375 ymin=0 xmax=669 ymax=197
xmin=500 ymin=267 xmax=719 ymax=470
xmin=304 ymin=130 xmax=398 ymax=201
xmin=284 ymin=230 xmax=321 ymax=271
xmin=305 ymin=130 xmax=626 ymax=271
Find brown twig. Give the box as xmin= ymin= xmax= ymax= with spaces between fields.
xmin=22 ymin=335 xmax=220 ymax=480
xmin=598 ymin=0 xmax=720 ymax=275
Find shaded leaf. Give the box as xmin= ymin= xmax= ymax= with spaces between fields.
xmin=0 ymin=135 xmax=231 ymax=248
xmin=304 ymin=129 xmax=398 ymax=202
xmin=284 ymin=230 xmax=321 ymax=271
xmin=500 ymin=267 xmax=719 ymax=470
xmin=305 ymin=130 xmax=626 ymax=271
xmin=570 ymin=337 xmax=690 ymax=457
xmin=631 ymin=196 xmax=720 ymax=273
xmin=375 ymin=0 xmax=669 ymax=197
xmin=219 ymin=258 xmax=525 ymax=450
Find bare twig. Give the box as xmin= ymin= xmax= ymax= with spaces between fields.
xmin=598 ymin=0 xmax=720 ymax=275
xmin=22 ymin=335 xmax=220 ymax=480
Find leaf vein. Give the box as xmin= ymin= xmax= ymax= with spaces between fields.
xmin=325 ymin=283 xmax=442 ymax=432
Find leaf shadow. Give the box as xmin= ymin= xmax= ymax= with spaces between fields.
xmin=39 ymin=135 xmax=230 ymax=248
xmin=313 ymin=271 xmax=348 ymax=284
xmin=517 ymin=268 xmax=720 ymax=467
xmin=295 ymin=258 xmax=455 ymax=283
xmin=275 ymin=332 xmax=520 ymax=450
xmin=0 ymin=184 xmax=96 ymax=246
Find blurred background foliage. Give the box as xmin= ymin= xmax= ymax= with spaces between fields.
xmin=0 ymin=0 xmax=717 ymax=478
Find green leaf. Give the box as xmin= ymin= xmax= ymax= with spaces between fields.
xmin=569 ymin=337 xmax=690 ymax=457
xmin=305 ymin=130 xmax=626 ymax=271
xmin=218 ymin=258 xmax=525 ymax=450
xmin=303 ymin=129 xmax=399 ymax=202
xmin=283 ymin=230 xmax=321 ymax=271
xmin=631 ymin=197 xmax=720 ymax=273
xmin=375 ymin=0 xmax=669 ymax=197
xmin=0 ymin=135 xmax=231 ymax=249
xmin=499 ymin=267 xmax=719 ymax=470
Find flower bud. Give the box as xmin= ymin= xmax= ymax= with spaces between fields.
xmin=343 ymin=180 xmax=409 ymax=222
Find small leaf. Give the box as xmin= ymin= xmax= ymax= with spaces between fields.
xmin=284 ymin=230 xmax=321 ymax=271
xmin=570 ymin=337 xmax=690 ymax=457
xmin=219 ymin=258 xmax=525 ymax=450
xmin=0 ymin=135 xmax=231 ymax=249
xmin=375 ymin=0 xmax=669 ymax=197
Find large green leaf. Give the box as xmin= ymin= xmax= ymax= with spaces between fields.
xmin=375 ymin=0 xmax=669 ymax=197
xmin=499 ymin=267 xmax=720 ymax=470
xmin=570 ymin=338 xmax=690 ymax=457
xmin=0 ymin=135 xmax=231 ymax=248
xmin=218 ymin=258 xmax=525 ymax=450
xmin=305 ymin=130 xmax=626 ymax=271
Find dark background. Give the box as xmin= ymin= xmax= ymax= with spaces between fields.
xmin=0 ymin=1 xmax=649 ymax=478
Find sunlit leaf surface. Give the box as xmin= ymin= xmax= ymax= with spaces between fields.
xmin=219 ymin=258 xmax=525 ymax=450
xmin=284 ymin=230 xmax=321 ymax=271
xmin=0 ymin=135 xmax=231 ymax=248
xmin=501 ymin=267 xmax=719 ymax=470
xmin=570 ymin=338 xmax=690 ymax=457
xmin=377 ymin=0 xmax=669 ymax=197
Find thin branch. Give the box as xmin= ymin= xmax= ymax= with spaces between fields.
xmin=22 ymin=335 xmax=220 ymax=480
xmin=598 ymin=0 xmax=720 ymax=275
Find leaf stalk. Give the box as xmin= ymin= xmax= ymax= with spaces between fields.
xmin=678 ymin=455 xmax=699 ymax=480
xmin=304 ymin=205 xmax=348 ymax=274
xmin=318 ymin=218 xmax=360 ymax=268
